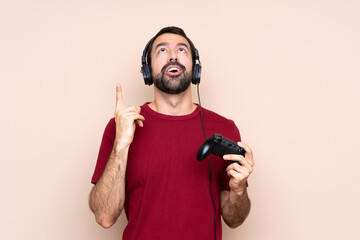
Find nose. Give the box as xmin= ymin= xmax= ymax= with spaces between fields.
xmin=168 ymin=50 xmax=178 ymax=62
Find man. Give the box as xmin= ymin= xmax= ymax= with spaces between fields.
xmin=89 ymin=26 xmax=254 ymax=240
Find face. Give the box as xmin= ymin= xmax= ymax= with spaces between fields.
xmin=150 ymin=33 xmax=193 ymax=94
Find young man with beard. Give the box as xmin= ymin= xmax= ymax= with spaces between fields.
xmin=89 ymin=27 xmax=254 ymax=240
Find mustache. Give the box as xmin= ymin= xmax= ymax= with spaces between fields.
xmin=161 ymin=62 xmax=186 ymax=73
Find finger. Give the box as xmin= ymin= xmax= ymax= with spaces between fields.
xmin=120 ymin=112 xmax=145 ymax=122
xmin=225 ymin=159 xmax=253 ymax=177
xmin=227 ymin=169 xmax=239 ymax=179
xmin=227 ymin=165 xmax=252 ymax=182
xmin=238 ymin=142 xmax=254 ymax=166
xmin=223 ymin=154 xmax=249 ymax=167
xmin=115 ymin=106 xmax=142 ymax=122
xmin=238 ymin=142 xmax=253 ymax=158
xmin=227 ymin=169 xmax=248 ymax=183
xmin=116 ymin=106 xmax=140 ymax=115
xmin=115 ymin=83 xmax=125 ymax=110
xmin=226 ymin=161 xmax=253 ymax=175
xmin=136 ymin=119 xmax=144 ymax=127
xmin=226 ymin=159 xmax=244 ymax=170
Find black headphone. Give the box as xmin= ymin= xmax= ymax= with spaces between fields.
xmin=141 ymin=36 xmax=202 ymax=86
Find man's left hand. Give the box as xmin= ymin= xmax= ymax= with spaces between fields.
xmin=223 ymin=142 xmax=254 ymax=194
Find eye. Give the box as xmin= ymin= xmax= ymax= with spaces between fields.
xmin=158 ymin=48 xmax=167 ymax=54
xmin=178 ymin=47 xmax=187 ymax=53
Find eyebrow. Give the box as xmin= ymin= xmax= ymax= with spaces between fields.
xmin=154 ymin=42 xmax=190 ymax=51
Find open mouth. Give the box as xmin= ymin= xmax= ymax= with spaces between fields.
xmin=165 ymin=65 xmax=183 ymax=76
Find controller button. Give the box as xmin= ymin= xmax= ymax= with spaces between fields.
xmin=214 ymin=135 xmax=222 ymax=143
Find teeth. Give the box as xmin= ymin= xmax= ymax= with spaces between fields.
xmin=169 ymin=67 xmax=179 ymax=72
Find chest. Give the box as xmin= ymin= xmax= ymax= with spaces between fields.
xmin=125 ymin=119 xmax=226 ymax=192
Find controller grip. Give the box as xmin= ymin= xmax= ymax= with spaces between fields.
xmin=196 ymin=134 xmax=245 ymax=165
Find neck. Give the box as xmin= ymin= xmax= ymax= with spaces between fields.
xmin=148 ymin=87 xmax=196 ymax=115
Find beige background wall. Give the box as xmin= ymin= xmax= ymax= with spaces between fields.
xmin=1 ymin=0 xmax=359 ymax=239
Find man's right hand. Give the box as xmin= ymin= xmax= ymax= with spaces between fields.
xmin=114 ymin=83 xmax=145 ymax=149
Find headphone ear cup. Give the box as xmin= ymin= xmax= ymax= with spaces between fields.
xmin=141 ymin=64 xmax=153 ymax=85
xmin=192 ymin=64 xmax=201 ymax=84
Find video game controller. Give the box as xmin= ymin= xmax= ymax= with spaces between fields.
xmin=197 ymin=134 xmax=246 ymax=165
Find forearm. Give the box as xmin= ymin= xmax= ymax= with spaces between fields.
xmin=89 ymin=143 xmax=129 ymax=228
xmin=221 ymin=188 xmax=251 ymax=229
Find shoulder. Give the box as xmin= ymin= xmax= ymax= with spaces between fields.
xmin=201 ymin=106 xmax=236 ymax=126
xmin=101 ymin=118 xmax=116 ymax=140
xmin=200 ymin=106 xmax=241 ymax=141
xmin=106 ymin=117 xmax=116 ymax=130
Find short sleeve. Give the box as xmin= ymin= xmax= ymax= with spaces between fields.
xmin=91 ymin=118 xmax=116 ymax=184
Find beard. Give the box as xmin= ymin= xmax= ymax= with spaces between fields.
xmin=152 ymin=62 xmax=192 ymax=95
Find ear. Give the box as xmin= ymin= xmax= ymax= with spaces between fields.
xmin=141 ymin=64 xmax=153 ymax=85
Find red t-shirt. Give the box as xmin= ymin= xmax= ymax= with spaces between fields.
xmin=91 ymin=103 xmax=241 ymax=240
